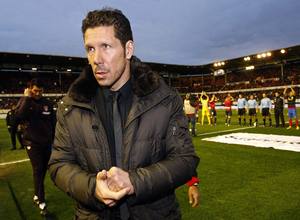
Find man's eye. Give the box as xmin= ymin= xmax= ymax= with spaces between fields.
xmin=102 ymin=44 xmax=111 ymax=49
xmin=87 ymin=47 xmax=95 ymax=53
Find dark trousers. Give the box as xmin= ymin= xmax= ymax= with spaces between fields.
xmin=187 ymin=114 xmax=196 ymax=136
xmin=8 ymin=127 xmax=23 ymax=149
xmin=26 ymin=145 xmax=51 ymax=203
xmin=275 ymin=109 xmax=285 ymax=127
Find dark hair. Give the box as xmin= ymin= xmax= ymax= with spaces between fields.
xmin=81 ymin=8 xmax=133 ymax=48
xmin=29 ymin=78 xmax=44 ymax=88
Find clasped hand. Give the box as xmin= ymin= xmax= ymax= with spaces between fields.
xmin=94 ymin=167 xmax=134 ymax=207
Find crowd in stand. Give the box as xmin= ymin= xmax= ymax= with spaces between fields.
xmin=171 ymin=63 xmax=300 ymax=93
xmin=0 ymin=64 xmax=299 ymax=110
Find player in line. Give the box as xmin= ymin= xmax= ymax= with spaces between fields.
xmin=284 ymin=87 xmax=299 ymax=130
xmin=199 ymin=91 xmax=211 ymax=125
xmin=260 ymin=93 xmax=272 ymax=127
xmin=224 ymin=93 xmax=234 ymax=126
xmin=247 ymin=94 xmax=258 ymax=127
xmin=237 ymin=94 xmax=247 ymax=126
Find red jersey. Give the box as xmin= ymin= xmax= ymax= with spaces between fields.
xmin=209 ymin=101 xmax=216 ymax=109
xmin=287 ymin=95 xmax=296 ymax=108
xmin=224 ymin=99 xmax=232 ymax=111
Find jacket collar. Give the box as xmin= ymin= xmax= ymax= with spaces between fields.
xmin=68 ymin=56 xmax=160 ymax=104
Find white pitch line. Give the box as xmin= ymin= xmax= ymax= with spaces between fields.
xmin=0 ymin=158 xmax=29 ymax=166
xmin=197 ymin=126 xmax=255 ymax=137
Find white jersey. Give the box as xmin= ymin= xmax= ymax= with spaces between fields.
xmin=184 ymin=99 xmax=196 ymax=115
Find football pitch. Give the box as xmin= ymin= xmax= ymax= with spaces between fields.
xmin=1 ymin=111 xmax=300 ymax=220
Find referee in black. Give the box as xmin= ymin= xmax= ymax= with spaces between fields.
xmin=15 ymin=78 xmax=56 ymax=215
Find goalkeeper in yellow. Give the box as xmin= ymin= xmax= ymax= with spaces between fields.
xmin=199 ymin=91 xmax=211 ymax=125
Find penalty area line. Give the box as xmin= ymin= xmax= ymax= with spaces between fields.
xmin=0 ymin=159 xmax=29 ymax=166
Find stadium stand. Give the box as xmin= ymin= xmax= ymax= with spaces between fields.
xmin=0 ymin=45 xmax=299 ymax=112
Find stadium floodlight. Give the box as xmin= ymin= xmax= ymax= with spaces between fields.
xmin=261 ymin=53 xmax=266 ymax=58
xmin=257 ymin=54 xmax=261 ymax=59
xmin=67 ymin=69 xmax=72 ymax=72
xmin=280 ymin=49 xmax=286 ymax=54
xmin=245 ymin=65 xmax=255 ymax=70
xmin=244 ymin=56 xmax=251 ymax=61
xmin=32 ymin=67 xmax=37 ymax=71
xmin=214 ymin=62 xmax=225 ymax=67
xmin=267 ymin=52 xmax=272 ymax=57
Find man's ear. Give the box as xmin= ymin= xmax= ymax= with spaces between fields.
xmin=125 ymin=40 xmax=134 ymax=60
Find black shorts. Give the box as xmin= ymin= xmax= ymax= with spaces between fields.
xmin=238 ymin=108 xmax=246 ymax=116
xmin=210 ymin=109 xmax=217 ymax=116
xmin=262 ymin=108 xmax=270 ymax=116
xmin=225 ymin=110 xmax=232 ymax=116
xmin=249 ymin=108 xmax=256 ymax=116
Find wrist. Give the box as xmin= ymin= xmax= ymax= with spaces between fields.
xmin=186 ymin=176 xmax=200 ymax=187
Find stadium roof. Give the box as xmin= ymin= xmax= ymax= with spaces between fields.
xmin=1 ymin=44 xmax=300 ymax=76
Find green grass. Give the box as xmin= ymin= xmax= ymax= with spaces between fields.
xmin=1 ymin=110 xmax=300 ymax=219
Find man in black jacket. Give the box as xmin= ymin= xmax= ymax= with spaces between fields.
xmin=274 ymin=91 xmax=285 ymax=127
xmin=49 ymin=8 xmax=199 ymax=220
xmin=6 ymin=106 xmax=23 ymax=150
xmin=15 ymin=79 xmax=56 ymax=215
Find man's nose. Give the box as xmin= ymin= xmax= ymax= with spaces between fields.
xmin=94 ymin=50 xmax=104 ymax=65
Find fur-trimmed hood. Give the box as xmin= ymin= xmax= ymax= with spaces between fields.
xmin=68 ymin=56 xmax=160 ymax=103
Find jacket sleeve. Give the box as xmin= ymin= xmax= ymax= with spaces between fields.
xmin=14 ymin=97 xmax=31 ymax=121
xmin=48 ymin=103 xmax=104 ymax=210
xmin=128 ymin=94 xmax=200 ymax=203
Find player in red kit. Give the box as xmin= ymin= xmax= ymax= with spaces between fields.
xmin=224 ymin=94 xmax=234 ymax=126
xmin=209 ymin=94 xmax=218 ymax=126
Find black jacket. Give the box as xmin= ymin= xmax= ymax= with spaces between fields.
xmin=15 ymin=96 xmax=56 ymax=147
xmin=6 ymin=109 xmax=17 ymax=129
xmin=274 ymin=96 xmax=284 ymax=111
xmin=49 ymin=58 xmax=199 ymax=220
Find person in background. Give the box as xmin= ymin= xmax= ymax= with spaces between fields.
xmin=199 ymin=91 xmax=211 ymax=125
xmin=184 ymin=93 xmax=197 ymax=136
xmin=15 ymin=78 xmax=56 ymax=215
xmin=6 ymin=105 xmax=23 ymax=150
xmin=247 ymin=94 xmax=258 ymax=127
xmin=284 ymin=87 xmax=299 ymax=130
xmin=260 ymin=93 xmax=272 ymax=127
xmin=224 ymin=93 xmax=234 ymax=126
xmin=273 ymin=91 xmax=285 ymax=128
xmin=237 ymin=94 xmax=247 ymax=126
xmin=209 ymin=94 xmax=218 ymax=126
xmin=48 ymin=8 xmax=199 ymax=220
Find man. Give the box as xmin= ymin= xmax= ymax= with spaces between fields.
xmin=247 ymin=95 xmax=258 ymax=127
xmin=237 ymin=94 xmax=247 ymax=126
xmin=184 ymin=93 xmax=196 ymax=136
xmin=15 ymin=79 xmax=56 ymax=215
xmin=48 ymin=8 xmax=199 ymax=220
xmin=6 ymin=105 xmax=23 ymax=150
xmin=199 ymin=91 xmax=211 ymax=125
xmin=224 ymin=94 xmax=233 ymax=126
xmin=284 ymin=87 xmax=299 ymax=129
xmin=260 ymin=93 xmax=272 ymax=127
xmin=209 ymin=94 xmax=218 ymax=126
xmin=273 ymin=91 xmax=285 ymax=128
